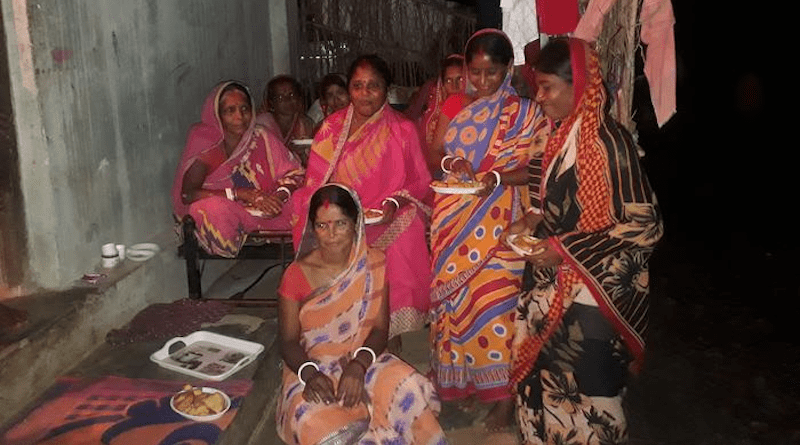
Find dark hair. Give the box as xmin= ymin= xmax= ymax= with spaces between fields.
xmin=440 ymin=55 xmax=464 ymax=79
xmin=262 ymin=74 xmax=304 ymax=109
xmin=319 ymin=73 xmax=347 ymax=97
xmin=219 ymin=82 xmax=252 ymax=107
xmin=308 ymin=185 xmax=359 ymax=225
xmin=465 ymin=31 xmax=514 ymax=66
xmin=347 ymin=54 xmax=393 ymax=89
xmin=534 ymin=38 xmax=573 ymax=85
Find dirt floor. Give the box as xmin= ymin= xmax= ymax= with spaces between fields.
xmin=620 ymin=228 xmax=800 ymax=445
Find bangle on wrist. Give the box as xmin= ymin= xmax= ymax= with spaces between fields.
xmin=225 ymin=188 xmax=235 ymax=201
xmin=440 ymin=155 xmax=454 ymax=174
xmin=353 ymin=346 xmax=377 ymax=365
xmin=276 ymin=186 xmax=291 ymax=203
xmin=490 ymin=170 xmax=501 ymax=189
xmin=382 ymin=197 xmax=400 ymax=210
xmin=297 ymin=361 xmax=319 ymax=385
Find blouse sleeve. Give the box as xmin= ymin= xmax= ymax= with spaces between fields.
xmin=277 ymin=263 xmax=313 ymax=301
xmin=441 ymin=93 xmax=469 ymax=120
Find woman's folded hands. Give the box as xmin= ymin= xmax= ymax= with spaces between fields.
xmin=236 ymin=188 xmax=285 ymax=217
xmin=301 ymin=360 xmax=367 ymax=407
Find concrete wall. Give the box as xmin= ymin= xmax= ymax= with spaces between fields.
xmin=2 ymin=0 xmax=290 ymax=289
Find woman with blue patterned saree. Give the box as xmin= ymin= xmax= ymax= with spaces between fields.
xmin=428 ymin=28 xmax=547 ymax=430
xmin=276 ymin=184 xmax=445 ymax=445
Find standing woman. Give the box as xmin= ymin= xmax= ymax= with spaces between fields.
xmin=505 ymin=38 xmax=663 ymax=443
xmin=428 ymin=29 xmax=546 ymax=430
xmin=419 ymin=54 xmax=465 ymax=176
xmin=291 ymin=55 xmax=433 ymax=349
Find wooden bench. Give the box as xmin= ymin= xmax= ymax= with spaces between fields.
xmin=178 ymin=215 xmax=293 ymax=305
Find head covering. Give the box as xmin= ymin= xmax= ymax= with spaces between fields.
xmin=463 ymin=28 xmax=515 ymax=97
xmin=171 ymin=81 xmax=256 ymax=217
xmin=420 ymin=54 xmax=465 ymax=146
xmin=294 ymin=183 xmax=365 ymax=265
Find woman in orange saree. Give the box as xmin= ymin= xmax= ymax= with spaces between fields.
xmin=427 ymin=29 xmax=546 ymax=430
xmin=291 ymin=55 xmax=433 ymax=346
xmin=276 ymin=184 xmax=445 ymax=445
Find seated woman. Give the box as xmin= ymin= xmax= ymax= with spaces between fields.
xmin=311 ymin=73 xmax=350 ymax=133
xmin=276 ymin=184 xmax=445 ymax=445
xmin=291 ymin=55 xmax=433 ymax=348
xmin=256 ymin=75 xmax=316 ymax=164
xmin=171 ymin=81 xmax=304 ymax=257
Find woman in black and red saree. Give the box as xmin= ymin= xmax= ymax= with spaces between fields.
xmin=504 ymin=37 xmax=664 ymax=444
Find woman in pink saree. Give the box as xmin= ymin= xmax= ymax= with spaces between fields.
xmin=291 ymin=55 xmax=433 ymax=347
xmin=276 ymin=184 xmax=445 ymax=445
xmin=171 ymin=81 xmax=305 ymax=257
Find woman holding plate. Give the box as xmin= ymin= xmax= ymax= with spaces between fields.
xmin=504 ymin=38 xmax=663 ymax=443
xmin=427 ymin=28 xmax=547 ymax=431
xmin=290 ymin=55 xmax=433 ymax=350
xmin=172 ymin=81 xmax=304 ymax=257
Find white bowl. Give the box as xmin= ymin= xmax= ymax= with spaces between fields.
xmin=170 ymin=387 xmax=231 ymax=422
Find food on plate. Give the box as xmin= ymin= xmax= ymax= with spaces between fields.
xmin=510 ymin=234 xmax=545 ymax=255
xmin=430 ymin=180 xmax=484 ymax=189
xmin=364 ymin=209 xmax=383 ymax=219
xmin=173 ymin=385 xmax=227 ymax=417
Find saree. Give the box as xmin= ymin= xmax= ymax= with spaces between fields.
xmin=510 ymin=39 xmax=663 ymax=444
xmin=171 ymin=81 xmax=305 ymax=257
xmin=276 ymin=184 xmax=445 ymax=445
xmin=291 ymin=104 xmax=433 ymax=338
xmin=429 ymin=29 xmax=544 ymax=403
xmin=419 ymin=55 xmax=464 ymax=150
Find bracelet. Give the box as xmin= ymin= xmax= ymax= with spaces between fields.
xmin=382 ymin=197 xmax=400 ymax=209
xmin=225 ymin=188 xmax=234 ymax=201
xmin=297 ymin=361 xmax=319 ymax=385
xmin=276 ymin=186 xmax=291 ymax=203
xmin=353 ymin=346 xmax=377 ymax=365
xmin=490 ymin=170 xmax=501 ymax=190
xmin=440 ymin=155 xmax=454 ymax=174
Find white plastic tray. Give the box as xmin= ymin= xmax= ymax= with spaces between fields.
xmin=150 ymin=331 xmax=265 ymax=381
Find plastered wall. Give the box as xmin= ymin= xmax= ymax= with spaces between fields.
xmin=2 ymin=0 xmax=290 ymax=288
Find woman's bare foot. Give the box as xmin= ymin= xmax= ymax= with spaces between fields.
xmin=387 ymin=335 xmax=402 ymax=354
xmin=483 ymin=398 xmax=515 ymax=432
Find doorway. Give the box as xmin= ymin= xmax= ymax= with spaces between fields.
xmin=0 ymin=7 xmax=29 ymax=295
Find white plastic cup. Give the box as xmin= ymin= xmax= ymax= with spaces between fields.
xmin=101 ymin=256 xmax=119 ymax=268
xmin=116 ymin=244 xmax=126 ymax=260
xmin=101 ymin=243 xmax=117 ymax=257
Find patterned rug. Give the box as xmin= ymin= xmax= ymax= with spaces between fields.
xmin=1 ymin=376 xmax=252 ymax=445
xmin=105 ymin=299 xmax=232 ymax=347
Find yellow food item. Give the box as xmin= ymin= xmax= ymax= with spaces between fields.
xmin=431 ymin=180 xmax=483 ymax=188
xmin=365 ymin=209 xmax=383 ymax=218
xmin=173 ymin=384 xmax=227 ymax=417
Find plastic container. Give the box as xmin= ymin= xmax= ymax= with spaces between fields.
xmin=150 ymin=331 xmax=265 ymax=381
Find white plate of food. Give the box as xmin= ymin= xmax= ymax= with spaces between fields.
xmin=507 ymin=234 xmax=546 ymax=257
xmin=171 ymin=385 xmax=231 ymax=422
xmin=246 ymin=207 xmax=265 ymax=217
xmin=430 ymin=180 xmax=485 ymax=195
xmin=364 ymin=209 xmax=384 ymax=225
